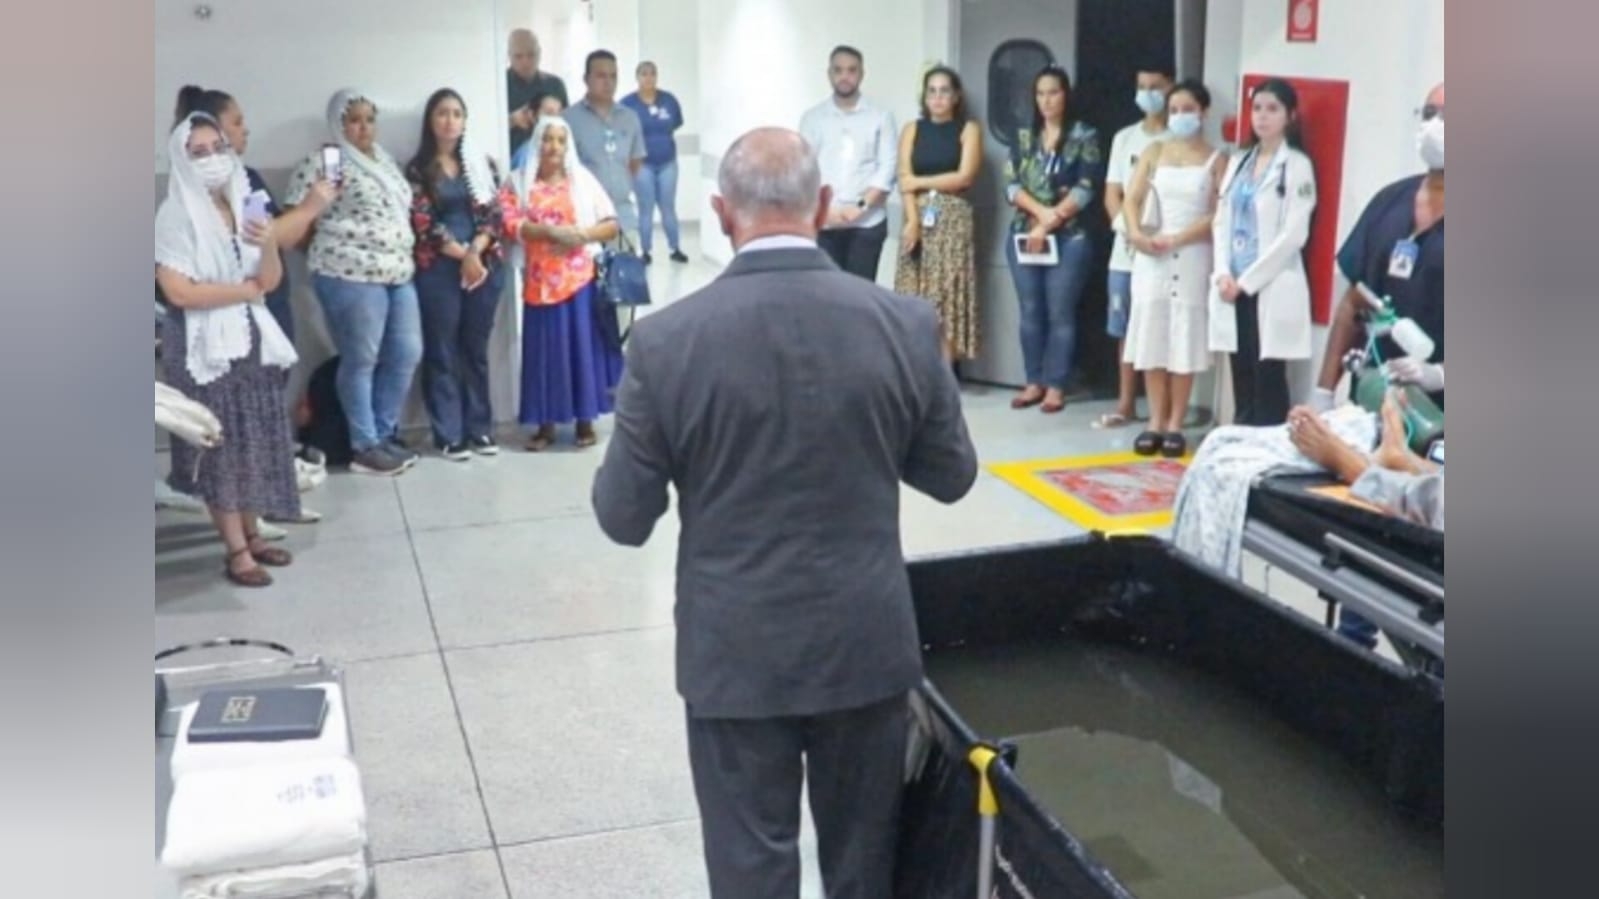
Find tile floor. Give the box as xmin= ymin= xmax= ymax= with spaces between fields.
xmin=154 ymin=226 xmax=1367 ymax=898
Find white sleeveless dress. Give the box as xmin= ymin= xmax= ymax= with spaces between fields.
xmin=1124 ymin=153 xmax=1220 ymax=375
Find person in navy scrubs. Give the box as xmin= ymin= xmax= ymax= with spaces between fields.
xmin=1310 ymin=82 xmax=1444 ymax=650
xmin=1312 ymin=82 xmax=1445 ymax=413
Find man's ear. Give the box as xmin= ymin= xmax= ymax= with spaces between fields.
xmin=711 ymin=195 xmax=733 ymax=237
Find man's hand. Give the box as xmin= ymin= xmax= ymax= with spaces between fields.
xmin=837 ymin=204 xmax=864 ymax=226
xmin=510 ymin=105 xmax=535 ymax=132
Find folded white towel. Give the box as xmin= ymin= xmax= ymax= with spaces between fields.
xmin=171 ymin=683 xmax=352 ymax=782
xmin=179 ymin=851 xmax=370 ymax=899
xmin=161 ymin=756 xmax=368 ymax=878
xmin=156 ymin=382 xmax=224 ymax=448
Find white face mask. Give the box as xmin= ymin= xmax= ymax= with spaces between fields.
xmin=1416 ymin=117 xmax=1444 ymax=171
xmin=1167 ymin=111 xmax=1202 ymax=138
xmin=195 ymin=154 xmax=236 ymax=190
xmin=1135 ymin=89 xmax=1166 ymax=116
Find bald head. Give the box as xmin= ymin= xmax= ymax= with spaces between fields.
xmin=712 ymin=127 xmax=829 ymax=246
xmin=509 ymin=29 xmax=540 ymax=79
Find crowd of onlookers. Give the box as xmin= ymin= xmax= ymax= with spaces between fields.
xmin=155 ymin=24 xmax=1444 ymax=588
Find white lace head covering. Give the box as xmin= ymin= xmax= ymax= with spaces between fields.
xmin=326 ymin=88 xmax=413 ymax=209
xmin=154 ymin=114 xmax=297 ymax=384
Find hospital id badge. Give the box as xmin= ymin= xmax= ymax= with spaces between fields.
xmin=1388 ymin=239 xmax=1419 ymax=280
xmin=922 ymin=196 xmax=940 ymax=229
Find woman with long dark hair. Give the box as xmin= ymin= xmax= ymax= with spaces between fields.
xmin=896 ymin=65 xmax=984 ymax=363
xmin=405 ymin=88 xmax=507 ymax=459
xmin=1001 ymin=65 xmax=1103 ymax=414
xmin=1209 ymin=78 xmax=1318 ymax=426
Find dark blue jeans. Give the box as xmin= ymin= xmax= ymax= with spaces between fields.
xmin=415 ymin=260 xmax=504 ymax=446
xmin=1006 ymin=230 xmax=1093 ymax=390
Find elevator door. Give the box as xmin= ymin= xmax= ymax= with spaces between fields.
xmin=958 ymin=0 xmax=1079 ymax=388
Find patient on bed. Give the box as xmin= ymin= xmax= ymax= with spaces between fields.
xmin=1286 ymin=394 xmax=1444 ymax=531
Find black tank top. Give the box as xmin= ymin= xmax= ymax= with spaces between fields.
xmin=910 ymin=119 xmax=963 ymax=176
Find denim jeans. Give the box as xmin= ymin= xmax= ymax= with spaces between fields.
xmin=634 ymin=160 xmax=682 ymax=254
xmin=416 ymin=261 xmax=504 ymax=446
xmin=312 ymin=274 xmax=423 ymax=453
xmin=1006 ymin=231 xmax=1093 ymax=389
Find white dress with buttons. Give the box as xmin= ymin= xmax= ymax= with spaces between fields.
xmin=1124 ymin=153 xmax=1221 ymax=375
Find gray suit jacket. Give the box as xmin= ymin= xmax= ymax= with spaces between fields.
xmin=592 ymin=246 xmax=978 ymax=719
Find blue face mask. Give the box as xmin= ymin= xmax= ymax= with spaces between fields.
xmin=1135 ymin=89 xmax=1166 ymax=116
xmin=1167 ymin=111 xmax=1202 ymax=138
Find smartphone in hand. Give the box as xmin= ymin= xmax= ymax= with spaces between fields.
xmin=320 ymin=144 xmax=343 ymax=184
xmin=243 ymin=190 xmax=272 ymax=226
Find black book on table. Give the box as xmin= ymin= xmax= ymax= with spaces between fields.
xmin=186 ymin=686 xmax=329 ymax=743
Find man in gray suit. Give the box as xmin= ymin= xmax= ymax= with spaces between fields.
xmin=592 ymin=127 xmax=978 ymax=898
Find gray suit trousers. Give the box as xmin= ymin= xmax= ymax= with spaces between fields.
xmin=685 ymin=693 xmax=910 ymax=899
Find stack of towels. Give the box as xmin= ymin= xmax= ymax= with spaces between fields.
xmin=160 ymin=683 xmax=371 ymax=899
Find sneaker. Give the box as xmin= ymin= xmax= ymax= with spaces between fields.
xmin=670 ymin=250 xmax=689 ymax=263
xmin=470 ymin=435 xmax=500 ymax=456
xmin=386 ymin=436 xmax=420 ymax=466
xmin=350 ymin=446 xmax=408 ymax=476
xmin=440 ymin=441 xmax=472 ymax=462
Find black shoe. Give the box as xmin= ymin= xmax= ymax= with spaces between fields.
xmin=642 ymin=253 xmax=653 ymax=265
xmin=385 ymin=436 xmax=420 ymax=469
xmin=469 ymin=435 xmax=500 ymax=456
xmin=1159 ymin=432 xmax=1188 ymax=459
xmin=1133 ymin=431 xmax=1162 ymax=457
xmin=440 ymin=441 xmax=472 ymax=462
xmin=669 ymin=250 xmax=689 ymax=263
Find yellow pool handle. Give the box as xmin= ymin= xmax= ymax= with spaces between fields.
xmin=968 ymin=745 xmax=1000 ymax=899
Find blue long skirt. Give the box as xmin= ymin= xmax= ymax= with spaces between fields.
xmin=519 ymin=282 xmax=625 ymax=426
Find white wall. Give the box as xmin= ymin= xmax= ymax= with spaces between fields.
xmin=639 ymin=0 xmax=704 ymax=226
xmin=1205 ymin=0 xmax=1446 ymax=402
xmin=156 ymin=0 xmax=506 ymax=170
xmin=156 ymin=0 xmax=517 ymax=426
xmin=695 ymin=0 xmax=946 ymax=267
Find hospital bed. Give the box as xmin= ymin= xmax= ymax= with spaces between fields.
xmin=1242 ymin=473 xmax=1444 ymax=671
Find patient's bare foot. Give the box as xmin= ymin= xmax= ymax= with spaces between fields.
xmin=1288 ymin=407 xmax=1368 ymax=484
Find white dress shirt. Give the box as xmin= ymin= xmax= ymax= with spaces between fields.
xmin=799 ymin=95 xmax=898 ymax=231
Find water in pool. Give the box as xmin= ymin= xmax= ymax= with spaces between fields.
xmin=924 ymin=639 xmax=1444 ymax=899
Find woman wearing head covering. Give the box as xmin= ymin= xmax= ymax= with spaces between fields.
xmin=155 ymin=113 xmax=302 ymax=588
xmin=405 ymin=88 xmax=507 ymax=461
xmin=284 ymin=89 xmax=421 ymax=476
xmin=498 ymin=116 xmax=624 ymax=451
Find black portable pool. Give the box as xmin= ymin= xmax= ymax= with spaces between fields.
xmin=892 ymin=534 xmax=1444 ymax=899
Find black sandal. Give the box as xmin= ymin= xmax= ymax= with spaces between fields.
xmin=1160 ymin=432 xmax=1188 ymax=458
xmin=1133 ymin=431 xmax=1162 ymax=456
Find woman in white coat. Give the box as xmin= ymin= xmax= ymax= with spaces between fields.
xmin=1210 ymin=79 xmax=1317 ymax=426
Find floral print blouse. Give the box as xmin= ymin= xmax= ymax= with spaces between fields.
xmin=405 ymin=157 xmax=506 ymax=271
xmin=499 ymin=178 xmax=594 ymax=307
xmin=286 ymin=151 xmax=415 ymax=285
xmin=1004 ymin=120 xmax=1104 ymax=235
